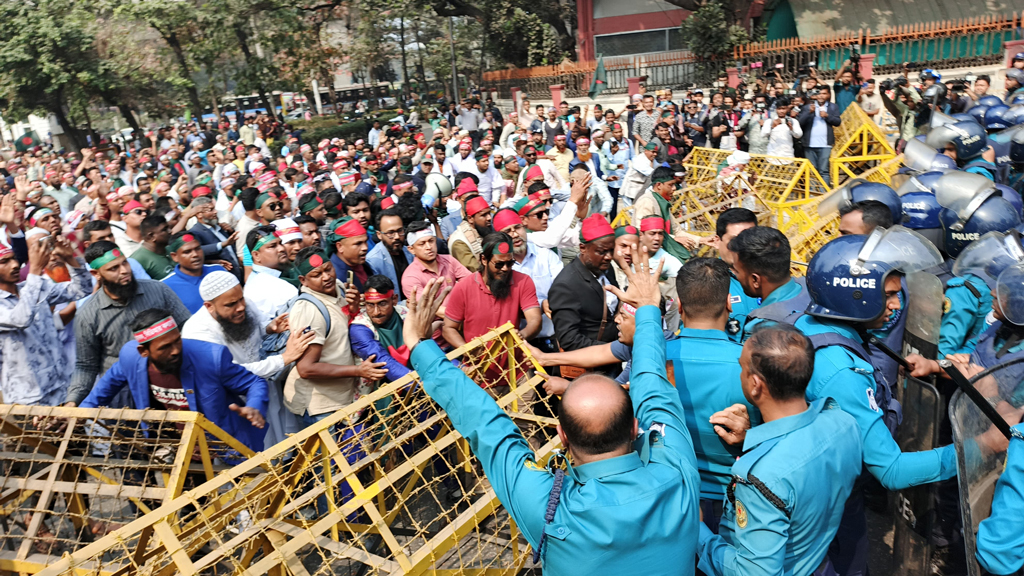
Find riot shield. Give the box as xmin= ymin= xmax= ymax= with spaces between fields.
xmin=893 ymin=271 xmax=945 ymax=576
xmin=951 ymin=360 xmax=1024 ymax=576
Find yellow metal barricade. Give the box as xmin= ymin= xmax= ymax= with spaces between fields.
xmin=38 ymin=323 xmax=559 ymax=576
xmin=830 ymin=104 xmax=897 ymax=187
xmin=0 ymin=406 xmax=256 ymax=574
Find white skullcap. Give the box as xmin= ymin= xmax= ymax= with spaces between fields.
xmin=272 ymin=218 xmax=302 ymax=244
xmin=199 ymin=270 xmax=240 ymax=301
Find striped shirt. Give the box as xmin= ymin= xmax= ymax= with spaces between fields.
xmin=66 ymin=279 xmax=192 ymax=405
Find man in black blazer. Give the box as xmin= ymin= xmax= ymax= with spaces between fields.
xmin=548 ymin=214 xmax=621 ymax=375
xmin=188 ymin=196 xmax=241 ymax=280
xmin=798 ymin=85 xmax=842 ymax=187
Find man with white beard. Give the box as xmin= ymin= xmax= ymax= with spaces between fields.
xmin=181 ymin=270 xmax=314 ymax=449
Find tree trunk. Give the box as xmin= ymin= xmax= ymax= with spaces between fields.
xmin=162 ymin=30 xmax=204 ymax=115
xmin=413 ymin=18 xmax=427 ymax=91
xmin=50 ymin=99 xmax=86 ymax=152
xmin=233 ymin=24 xmax=276 ymax=118
xmin=117 ymin=104 xmax=141 ymax=134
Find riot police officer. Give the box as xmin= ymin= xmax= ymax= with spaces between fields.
xmin=896 ymin=169 xmax=946 ymax=250
xmin=935 ymin=172 xmax=1022 ymax=356
xmin=697 ymin=324 xmax=862 ymax=576
xmin=927 ymin=120 xmax=999 ymax=180
xmin=798 ymin=227 xmax=957 ymax=576
xmin=710 ymin=208 xmax=760 ymax=341
xmin=729 ymin=227 xmax=807 ymax=341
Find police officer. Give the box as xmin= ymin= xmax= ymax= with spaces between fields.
xmin=730 ymin=227 xmax=807 ymax=341
xmin=710 ymin=208 xmax=760 ymax=341
xmin=935 ymin=172 xmax=1022 ymax=356
xmin=404 ymin=249 xmax=702 ymax=575
xmin=927 ymin=120 xmax=998 ymax=180
xmin=896 ymin=170 xmax=945 ymax=250
xmin=697 ymin=324 xmax=862 ymax=576
xmin=1005 ymin=68 xmax=1024 ymax=103
xmin=797 ymin=228 xmax=957 ymax=576
xmin=665 ymin=257 xmax=759 ymax=531
xmin=976 ymin=421 xmax=1024 ymax=575
xmin=1009 ymin=128 xmax=1024 ymax=193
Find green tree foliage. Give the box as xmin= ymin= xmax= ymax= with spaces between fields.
xmin=679 ymin=1 xmax=750 ymax=75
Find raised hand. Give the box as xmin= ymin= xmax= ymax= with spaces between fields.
xmin=605 ymin=242 xmax=664 ymax=310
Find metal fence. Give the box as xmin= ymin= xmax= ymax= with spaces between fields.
xmin=484 ymin=53 xmax=723 ymax=99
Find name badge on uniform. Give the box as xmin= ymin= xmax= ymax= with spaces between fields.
xmin=729 ymin=294 xmax=742 ymax=304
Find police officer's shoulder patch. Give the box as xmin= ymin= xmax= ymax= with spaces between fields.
xmin=730 ymin=294 xmax=742 ymax=304
xmin=524 ymin=459 xmax=546 ymax=472
xmin=943 ymin=297 xmax=952 ymax=314
xmin=866 ymin=388 xmax=880 ymax=413
xmin=735 ymin=499 xmax=748 ymax=529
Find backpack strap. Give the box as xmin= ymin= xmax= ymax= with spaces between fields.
xmin=295 ymin=292 xmax=332 ymax=336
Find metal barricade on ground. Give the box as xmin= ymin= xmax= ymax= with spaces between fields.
xmin=37 ymin=323 xmax=559 ymax=576
xmin=0 ymin=405 xmax=256 ymax=574
xmin=830 ymin=103 xmax=897 ymax=187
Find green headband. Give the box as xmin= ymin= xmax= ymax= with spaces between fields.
xmin=256 ymin=193 xmax=277 ymax=209
xmin=651 ymin=174 xmax=675 ymax=184
xmin=89 ymin=248 xmax=123 ymax=270
xmin=491 ymin=241 xmax=512 ymax=256
xmin=300 ymin=196 xmax=323 ymax=213
xmin=252 ymin=233 xmax=278 ymax=252
xmin=296 ymin=250 xmax=330 ymax=275
xmin=167 ymin=233 xmax=198 ymax=254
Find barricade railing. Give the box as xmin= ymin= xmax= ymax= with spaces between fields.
xmin=830 ymin=103 xmax=897 ymax=186
xmin=37 ymin=323 xmax=558 ymax=576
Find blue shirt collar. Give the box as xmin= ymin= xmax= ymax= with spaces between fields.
xmin=572 ymin=451 xmax=644 ymax=484
xmin=761 ymin=278 xmax=801 ymax=306
xmin=677 ymin=327 xmax=730 ymax=341
xmin=742 ymin=397 xmax=830 ymax=452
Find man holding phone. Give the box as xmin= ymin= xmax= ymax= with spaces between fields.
xmin=798 ymin=86 xmax=841 ymax=186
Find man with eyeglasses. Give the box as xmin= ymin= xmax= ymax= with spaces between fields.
xmin=512 ymin=145 xmax=568 ymax=201
xmin=112 ymin=199 xmax=149 ymax=257
xmin=365 ymin=208 xmax=413 ymax=301
xmin=494 ymin=208 xmax=563 ymax=354
xmin=442 ymin=232 xmax=541 ymax=349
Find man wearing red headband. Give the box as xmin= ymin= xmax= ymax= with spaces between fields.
xmin=638 ymin=215 xmax=682 ymax=333
xmin=80 ymin=308 xmax=270 ymax=453
xmin=327 ymin=216 xmax=375 ymax=292
xmin=442 ymin=231 xmax=541 ymax=349
xmin=548 ymin=214 xmax=622 ymax=371
xmin=350 ymin=274 xmax=412 ymax=381
xmin=448 ymin=196 xmax=493 ymax=272
xmin=631 ymin=165 xmax=700 ymax=262
xmin=513 ymin=145 xmax=568 ymax=202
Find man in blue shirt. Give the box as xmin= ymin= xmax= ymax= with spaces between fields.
xmin=404 ymin=245 xmax=701 ymax=576
xmin=711 ymin=208 xmax=761 ymax=341
xmin=832 ymin=64 xmax=861 ymax=114
xmin=667 ymin=257 xmax=760 ymax=532
xmin=798 ymin=86 xmax=842 ymax=187
xmin=730 ymin=227 xmax=806 ymax=341
xmin=162 ymin=231 xmax=229 ymax=313
xmin=698 ymin=324 xmax=862 ymax=576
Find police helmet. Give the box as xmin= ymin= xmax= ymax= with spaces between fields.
xmin=1011 ymin=128 xmax=1024 ymax=164
xmin=806 ymin=227 xmax=943 ymax=323
xmin=940 ymin=196 xmax=1022 ymax=257
xmin=953 ymin=230 xmax=1024 ymax=288
xmin=951 ymin=113 xmax=976 ymax=124
xmin=925 ymin=121 xmax=988 ymax=161
xmin=900 ymin=191 xmax=945 ymax=250
xmin=996 ymin=184 xmax=1024 ymax=216
xmin=978 ymin=95 xmax=1005 ymax=108
xmin=931 ymin=154 xmax=957 ymax=170
xmin=903 ymin=138 xmax=955 ymax=172
xmin=996 ymin=263 xmax=1024 ymax=326
xmin=1007 ymin=69 xmax=1024 ymax=86
xmin=1010 ymin=95 xmax=1024 ymax=107
xmin=985 ymin=105 xmax=1013 ymax=131
xmin=817 ymin=179 xmax=901 ymax=223
xmin=966 ymin=105 xmax=990 ymax=125
xmin=896 ymin=170 xmax=944 ymax=196
xmin=921 ymin=69 xmax=942 ymax=82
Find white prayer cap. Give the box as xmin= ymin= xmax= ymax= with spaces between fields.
xmin=199 ymin=270 xmax=240 ymax=302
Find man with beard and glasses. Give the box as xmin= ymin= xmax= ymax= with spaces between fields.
xmin=366 ymin=208 xmax=413 ymax=301
xmin=187 ymin=196 xmax=240 ymax=279
xmin=493 ymin=208 xmax=563 ymax=353
xmin=80 ymin=309 xmax=270 ymax=453
xmin=161 ymin=231 xmax=229 ymax=313
xmin=448 ymin=196 xmax=492 ymax=272
xmin=65 ymin=241 xmax=192 ymax=407
xmin=442 ymin=232 xmax=541 ymax=348
xmin=182 ymin=271 xmax=315 ymax=449
xmin=243 ymin=225 xmax=298 ymax=321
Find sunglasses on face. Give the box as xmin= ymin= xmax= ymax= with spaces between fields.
xmin=130 ymin=209 xmax=149 ymax=217
xmin=266 ymin=202 xmax=284 ymax=210
xmin=491 ymin=259 xmax=514 ymax=270
xmin=529 ymin=210 xmax=550 ymax=219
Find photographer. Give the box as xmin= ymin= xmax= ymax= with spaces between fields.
xmin=945 ymin=79 xmax=972 ymax=113
xmin=738 ymin=94 xmax=772 ymax=154
xmin=833 ymin=58 xmax=862 ymax=113
xmin=760 ymin=96 xmax=802 ymax=158
xmin=969 ymin=74 xmax=992 ymax=100
xmin=856 ymin=79 xmax=885 ymax=125
xmin=792 ymin=64 xmax=820 ymax=98
xmin=878 ymin=73 xmax=921 ymax=152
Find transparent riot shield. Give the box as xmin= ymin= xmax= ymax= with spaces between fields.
xmin=950 ymin=359 xmax=1024 ymax=576
xmin=893 ymin=271 xmax=945 ymax=576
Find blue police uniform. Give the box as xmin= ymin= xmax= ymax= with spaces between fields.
xmin=739 ymin=278 xmax=805 ymax=342
xmin=794 ymin=314 xmax=957 ymax=576
xmin=964 ymin=159 xmax=998 ymax=181
xmin=410 ymin=306 xmax=701 ymax=575
xmin=728 ymin=275 xmax=761 ymax=342
xmin=698 ymin=398 xmax=863 ymax=576
xmin=977 ymin=424 xmax=1024 ymax=575
xmin=666 ymin=329 xmax=760 ymax=516
xmin=940 ymin=273 xmax=992 ymax=357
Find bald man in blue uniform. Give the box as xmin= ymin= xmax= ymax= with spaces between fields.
xmin=405 ymin=250 xmax=701 ymax=575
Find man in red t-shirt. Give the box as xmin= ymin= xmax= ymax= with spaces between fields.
xmin=442 ymin=232 xmax=542 ymax=348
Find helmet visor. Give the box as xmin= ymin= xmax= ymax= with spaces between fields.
xmin=996 ymin=263 xmax=1024 ymax=325
xmin=952 ymin=231 xmax=1024 ymax=283
xmin=934 ymin=171 xmax=996 ymax=210
xmin=816 ymin=180 xmax=861 ymax=217
xmin=896 ymin=173 xmax=937 ymax=196
xmin=904 ymin=138 xmax=942 ymax=172
xmin=858 ymin=225 xmax=944 ymax=274
xmin=925 ymin=124 xmax=959 ymax=149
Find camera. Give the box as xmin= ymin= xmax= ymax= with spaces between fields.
xmin=807 ymin=88 xmax=821 ymax=97
xmin=849 ymin=45 xmax=861 ymax=64
xmin=949 ymin=80 xmax=968 ymax=93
